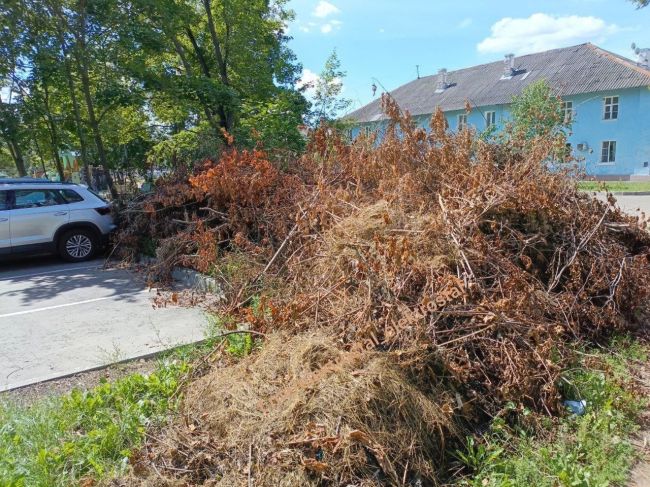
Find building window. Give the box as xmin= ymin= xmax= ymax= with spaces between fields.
xmin=561 ymin=101 xmax=573 ymax=123
xmin=458 ymin=114 xmax=467 ymax=131
xmin=603 ymin=96 xmax=619 ymax=120
xmin=485 ymin=111 xmax=496 ymax=128
xmin=363 ymin=126 xmax=372 ymax=136
xmin=600 ymin=141 xmax=616 ymax=163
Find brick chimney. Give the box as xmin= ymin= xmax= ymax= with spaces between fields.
xmin=503 ymin=53 xmax=515 ymax=78
xmin=435 ymin=68 xmax=448 ymax=93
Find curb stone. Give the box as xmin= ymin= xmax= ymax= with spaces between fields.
xmin=581 ymin=190 xmax=650 ymax=196
xmin=171 ymin=267 xmax=222 ymax=295
xmin=138 ymin=254 xmax=224 ymax=297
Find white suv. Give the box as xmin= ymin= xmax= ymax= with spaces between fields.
xmin=0 ymin=178 xmax=116 ymax=262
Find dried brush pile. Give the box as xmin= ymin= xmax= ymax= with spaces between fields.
xmin=115 ymin=334 xmax=457 ymax=487
xmin=116 ymin=147 xmax=305 ymax=278
xmin=115 ymin=96 xmax=650 ymax=486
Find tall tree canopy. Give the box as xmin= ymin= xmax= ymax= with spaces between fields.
xmin=0 ymin=0 xmax=308 ymax=192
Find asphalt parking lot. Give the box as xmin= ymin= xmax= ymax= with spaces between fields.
xmin=610 ymin=194 xmax=650 ymax=217
xmin=0 ymin=256 xmax=206 ymax=392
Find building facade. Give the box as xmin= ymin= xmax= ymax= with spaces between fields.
xmin=346 ymin=44 xmax=650 ymax=180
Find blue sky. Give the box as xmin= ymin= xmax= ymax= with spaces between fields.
xmin=287 ymin=0 xmax=650 ymax=113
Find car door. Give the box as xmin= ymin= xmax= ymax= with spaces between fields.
xmin=9 ymin=188 xmax=70 ymax=249
xmin=0 ymin=190 xmax=10 ymax=255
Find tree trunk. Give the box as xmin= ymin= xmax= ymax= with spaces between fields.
xmin=32 ymin=134 xmax=49 ymax=179
xmin=51 ymin=3 xmax=92 ymax=187
xmin=171 ymin=31 xmax=219 ymax=132
xmin=73 ymin=2 xmax=118 ymax=199
xmin=42 ymin=84 xmax=66 ymax=181
xmin=0 ymin=95 xmax=27 ymax=177
xmin=197 ymin=1 xmax=233 ymax=131
xmin=7 ymin=139 xmax=27 ymax=177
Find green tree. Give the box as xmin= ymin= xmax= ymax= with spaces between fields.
xmin=510 ymin=80 xmax=570 ymax=140
xmin=308 ymin=50 xmax=351 ymax=125
xmin=1 ymin=0 xmax=308 ymax=189
xmin=0 ymin=0 xmax=29 ymax=176
xmin=237 ymin=89 xmax=308 ymax=153
xmin=631 ymin=0 xmax=648 ymax=7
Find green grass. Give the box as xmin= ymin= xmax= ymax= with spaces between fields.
xmin=454 ymin=337 xmax=647 ymax=487
xmin=578 ymin=181 xmax=650 ymax=192
xmin=0 ymin=359 xmax=189 ymax=486
xmin=0 ymin=310 xmax=262 ymax=487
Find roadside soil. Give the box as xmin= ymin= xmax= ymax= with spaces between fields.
xmin=0 ymin=358 xmax=157 ymax=407
xmin=628 ymin=361 xmax=650 ymax=486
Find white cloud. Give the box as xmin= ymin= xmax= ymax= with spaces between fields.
xmin=320 ymin=19 xmax=342 ymax=34
xmin=297 ymin=68 xmax=320 ymax=93
xmin=458 ymin=18 xmax=473 ymax=29
xmin=313 ymin=1 xmax=340 ymax=18
xmin=299 ymin=2 xmax=342 ymax=36
xmin=477 ymin=13 xmax=619 ymax=55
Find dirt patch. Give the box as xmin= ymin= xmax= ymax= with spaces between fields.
xmin=628 ymin=362 xmax=650 ymax=487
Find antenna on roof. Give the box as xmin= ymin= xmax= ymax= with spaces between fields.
xmin=416 ymin=65 xmax=420 ymax=79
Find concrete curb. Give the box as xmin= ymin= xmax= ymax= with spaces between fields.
xmin=1 ymin=339 xmax=208 ymax=393
xmin=171 ymin=267 xmax=222 ymax=295
xmin=611 ymin=191 xmax=650 ymax=196
xmin=581 ymin=190 xmax=650 ymax=196
xmin=138 ymin=255 xmax=224 ymax=296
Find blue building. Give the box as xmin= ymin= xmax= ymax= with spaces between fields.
xmin=346 ymin=43 xmax=650 ymax=180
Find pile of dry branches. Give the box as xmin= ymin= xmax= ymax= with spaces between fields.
xmin=115 ymin=96 xmax=650 ymax=486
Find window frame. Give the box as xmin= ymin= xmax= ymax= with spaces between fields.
xmin=485 ymin=111 xmax=496 ymax=128
xmin=57 ymin=189 xmax=85 ymax=204
xmin=600 ymin=140 xmax=617 ymax=164
xmin=561 ymin=100 xmax=573 ymax=123
xmin=603 ymin=96 xmax=619 ymax=121
xmin=12 ymin=188 xmax=67 ymax=210
xmin=457 ymin=113 xmax=468 ymax=131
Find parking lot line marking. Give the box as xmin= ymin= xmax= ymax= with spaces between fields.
xmin=0 ymin=264 xmax=105 ymax=281
xmin=0 ymin=289 xmax=152 ymax=319
xmin=0 ymin=294 xmax=143 ymax=319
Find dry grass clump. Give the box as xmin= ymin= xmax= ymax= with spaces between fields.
xmin=114 ymin=333 xmax=457 ymax=486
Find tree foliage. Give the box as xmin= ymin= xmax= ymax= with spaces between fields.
xmin=510 ymin=80 xmax=570 ymax=140
xmin=308 ymin=50 xmax=351 ymax=125
xmin=0 ymin=0 xmax=309 ymax=192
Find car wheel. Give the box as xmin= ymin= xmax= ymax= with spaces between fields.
xmin=58 ymin=229 xmax=97 ymax=262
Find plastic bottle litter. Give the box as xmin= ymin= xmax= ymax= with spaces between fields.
xmin=563 ymin=399 xmax=587 ymax=415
